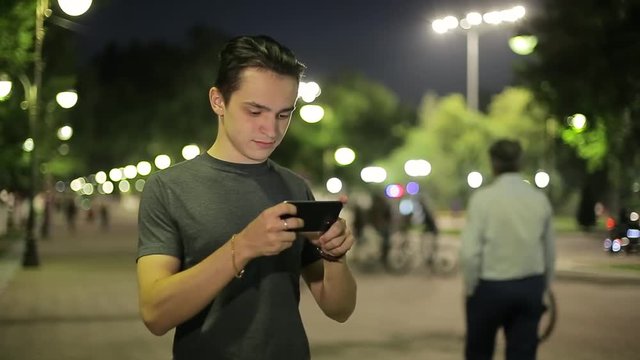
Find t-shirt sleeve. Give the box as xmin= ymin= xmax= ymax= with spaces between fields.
xmin=137 ymin=174 xmax=183 ymax=261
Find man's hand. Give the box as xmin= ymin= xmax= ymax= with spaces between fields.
xmin=235 ymin=202 xmax=303 ymax=259
xmin=309 ymin=195 xmax=354 ymax=259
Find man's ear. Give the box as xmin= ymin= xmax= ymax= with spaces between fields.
xmin=209 ymin=87 xmax=225 ymax=116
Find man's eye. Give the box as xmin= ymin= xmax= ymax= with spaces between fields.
xmin=248 ymin=110 xmax=261 ymax=116
xmin=278 ymin=113 xmax=291 ymax=119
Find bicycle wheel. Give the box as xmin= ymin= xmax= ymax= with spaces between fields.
xmin=538 ymin=288 xmax=557 ymax=343
xmin=431 ymin=252 xmax=458 ymax=276
xmin=385 ymin=232 xmax=413 ymax=275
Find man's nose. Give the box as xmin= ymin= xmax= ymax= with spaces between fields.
xmin=259 ymin=116 xmax=278 ymax=138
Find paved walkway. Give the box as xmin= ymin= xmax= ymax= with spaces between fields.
xmin=0 ymin=206 xmax=639 ymax=359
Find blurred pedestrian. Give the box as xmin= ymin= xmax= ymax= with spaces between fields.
xmin=460 ymin=139 xmax=555 ymax=360
xmin=39 ymin=191 xmax=53 ymax=239
xmin=415 ymin=196 xmax=439 ymax=266
xmin=369 ymin=193 xmax=392 ymax=268
xmin=64 ymin=197 xmax=77 ymax=234
xmin=99 ymin=203 xmax=110 ymax=232
xmin=136 ymin=35 xmax=356 ymax=359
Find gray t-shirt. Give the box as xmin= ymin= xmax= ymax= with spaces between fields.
xmin=138 ymin=153 xmax=321 ymax=360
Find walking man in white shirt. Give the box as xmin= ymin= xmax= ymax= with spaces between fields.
xmin=461 ymin=139 xmax=555 ymax=360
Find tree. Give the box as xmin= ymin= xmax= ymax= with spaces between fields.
xmin=69 ymin=27 xmax=228 ymax=176
xmin=0 ymin=0 xmax=34 ymax=74
xmin=518 ymin=0 xmax=640 ymax=212
xmin=0 ymin=0 xmax=84 ymax=189
xmin=68 ymin=30 xmax=413 ymax=193
xmin=277 ymin=73 xmax=417 ymax=189
xmin=380 ymin=87 xmax=550 ymax=210
xmin=0 ymin=0 xmax=34 ymax=191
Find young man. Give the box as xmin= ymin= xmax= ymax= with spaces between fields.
xmin=137 ymin=35 xmax=357 ymax=359
xmin=460 ymin=139 xmax=555 ymax=360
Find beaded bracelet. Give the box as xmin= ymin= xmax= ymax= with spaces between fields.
xmin=230 ymin=234 xmax=245 ymax=278
xmin=317 ymin=247 xmax=345 ymax=262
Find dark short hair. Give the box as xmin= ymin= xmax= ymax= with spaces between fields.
xmin=489 ymin=139 xmax=522 ymax=174
xmin=214 ymin=35 xmax=306 ymax=103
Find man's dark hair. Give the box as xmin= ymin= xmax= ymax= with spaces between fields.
xmin=489 ymin=139 xmax=522 ymax=175
xmin=214 ymin=35 xmax=306 ymax=103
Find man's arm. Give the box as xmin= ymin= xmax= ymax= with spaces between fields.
xmin=542 ymin=201 xmax=556 ymax=287
xmin=301 ymin=219 xmax=357 ymax=323
xmin=460 ymin=194 xmax=484 ymax=296
xmin=137 ymin=242 xmax=243 ymax=336
xmin=137 ymin=202 xmax=302 ymax=336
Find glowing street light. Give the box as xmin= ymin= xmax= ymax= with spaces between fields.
xmin=95 ymin=171 xmax=107 ymax=184
xmin=109 ymin=168 xmax=123 ymax=182
xmin=299 ymin=104 xmax=324 ymax=123
xmin=57 ymin=0 xmax=93 ymax=16
xmin=182 ymin=144 xmax=200 ymax=160
xmin=55 ymin=90 xmax=78 ymax=108
xmin=0 ymin=73 xmax=11 ymax=99
xmin=155 ymin=154 xmax=172 ymax=170
xmin=334 ymin=147 xmax=356 ymax=166
xmin=509 ymin=35 xmax=538 ymax=55
xmin=569 ymin=113 xmax=587 ymax=132
xmin=298 ymin=81 xmax=321 ymax=103
xmin=56 ymin=125 xmax=73 ymax=141
xmin=326 ymin=177 xmax=343 ymax=194
xmin=534 ymin=170 xmax=550 ymax=188
xmin=404 ymin=159 xmax=432 ymax=177
xmin=432 ymin=5 xmax=526 ymax=111
xmin=137 ymin=161 xmax=152 ymax=176
xmin=360 ymin=166 xmax=387 ymax=184
xmin=467 ymin=171 xmax=483 ymax=189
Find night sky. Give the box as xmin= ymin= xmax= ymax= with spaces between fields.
xmin=79 ymin=0 xmax=538 ymax=105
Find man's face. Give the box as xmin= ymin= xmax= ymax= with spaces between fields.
xmin=211 ymin=68 xmax=299 ymax=164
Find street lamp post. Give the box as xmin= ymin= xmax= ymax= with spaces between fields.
xmin=432 ymin=5 xmax=526 ymax=111
xmin=466 ymin=29 xmax=479 ymax=112
xmin=22 ymin=0 xmax=48 ymax=266
xmin=1 ymin=0 xmax=92 ymax=267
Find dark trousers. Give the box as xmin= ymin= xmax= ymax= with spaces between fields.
xmin=465 ymin=275 xmax=545 ymax=360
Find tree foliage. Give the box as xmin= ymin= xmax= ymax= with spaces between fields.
xmin=0 ymin=0 xmax=34 ymax=74
xmin=0 ymin=0 xmax=84 ymax=190
xmin=380 ymin=87 xmax=550 ymax=209
xmin=0 ymin=0 xmax=34 ymax=191
xmin=518 ymin=0 xmax=640 ymax=210
xmin=277 ymin=73 xmax=417 ymax=188
xmin=68 ymin=27 xmax=228 ymax=176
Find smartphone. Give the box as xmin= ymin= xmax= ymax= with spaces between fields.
xmin=282 ymin=200 xmax=343 ymax=232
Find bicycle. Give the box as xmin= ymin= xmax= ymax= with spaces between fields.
xmin=385 ymin=228 xmax=458 ymax=276
xmin=348 ymin=224 xmax=387 ymax=273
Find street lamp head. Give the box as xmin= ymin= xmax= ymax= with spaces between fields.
xmin=433 ymin=6 xmax=525 ymax=34
xmin=431 ymin=16 xmax=459 ymax=34
xmin=57 ymin=0 xmax=92 ymax=17
xmin=299 ymin=104 xmax=324 ymax=123
xmin=509 ymin=35 xmax=538 ymax=55
xmin=334 ymin=147 xmax=356 ymax=166
xmin=0 ymin=73 xmax=12 ymax=99
xmin=56 ymin=125 xmax=73 ymax=141
xmin=466 ymin=12 xmax=483 ymax=26
xmin=432 ymin=19 xmax=449 ymax=34
xmin=298 ymin=81 xmax=321 ymax=103
xmin=56 ymin=90 xmax=78 ymax=108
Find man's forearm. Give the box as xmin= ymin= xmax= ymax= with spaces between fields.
xmin=139 ymin=241 xmax=246 ymax=335
xmin=315 ymin=259 xmax=357 ymax=322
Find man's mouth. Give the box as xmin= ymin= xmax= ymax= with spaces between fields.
xmin=254 ymin=139 xmax=275 ymax=147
